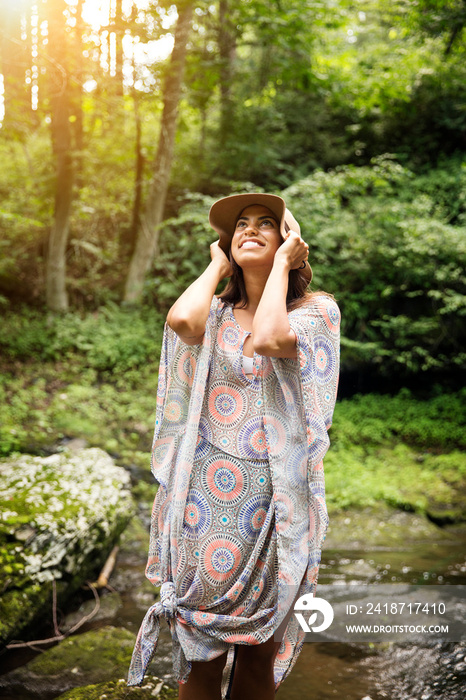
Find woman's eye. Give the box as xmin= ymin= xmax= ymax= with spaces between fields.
xmin=261 ymin=219 xmax=274 ymax=227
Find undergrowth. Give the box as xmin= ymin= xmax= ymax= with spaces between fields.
xmin=0 ymin=306 xmax=464 ymax=517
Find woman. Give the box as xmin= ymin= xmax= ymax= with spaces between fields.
xmin=128 ymin=193 xmax=340 ymax=699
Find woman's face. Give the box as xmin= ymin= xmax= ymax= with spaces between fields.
xmin=230 ymin=205 xmax=282 ymax=269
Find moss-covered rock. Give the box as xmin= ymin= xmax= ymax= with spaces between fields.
xmin=0 ymin=448 xmax=136 ymax=646
xmin=0 ymin=626 xmax=139 ymax=696
xmin=324 ymin=504 xmax=449 ymax=550
xmin=56 ymin=676 xmax=177 ymax=699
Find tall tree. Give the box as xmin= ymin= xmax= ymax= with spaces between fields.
xmin=124 ymin=1 xmax=194 ymax=304
xmin=217 ymin=0 xmax=237 ymax=144
xmin=72 ymin=0 xmax=84 ymax=186
xmin=114 ymin=0 xmax=124 ymax=95
xmin=0 ymin=1 xmax=33 ymax=137
xmin=46 ymin=0 xmax=74 ymax=311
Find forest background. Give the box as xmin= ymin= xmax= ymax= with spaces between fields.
xmin=0 ymin=0 xmax=465 ymax=522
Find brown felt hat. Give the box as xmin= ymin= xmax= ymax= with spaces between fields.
xmin=209 ymin=193 xmax=312 ymax=283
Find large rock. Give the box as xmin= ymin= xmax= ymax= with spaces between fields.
xmin=0 ymin=448 xmax=135 ymax=646
xmin=0 ymin=626 xmax=138 ymax=696
xmin=56 ymin=677 xmax=177 ymax=700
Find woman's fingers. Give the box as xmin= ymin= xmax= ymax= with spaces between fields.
xmin=210 ymin=241 xmax=233 ymax=278
xmin=278 ymin=231 xmax=309 ymax=269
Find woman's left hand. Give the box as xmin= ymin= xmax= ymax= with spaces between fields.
xmin=274 ymin=230 xmax=309 ymax=270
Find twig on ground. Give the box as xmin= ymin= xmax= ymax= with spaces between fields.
xmin=5 ymin=581 xmax=101 ymax=650
xmin=93 ymin=545 xmax=119 ymax=589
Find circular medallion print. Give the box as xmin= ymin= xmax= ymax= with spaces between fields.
xmin=192 ymin=610 xmax=216 ymax=626
xmin=285 ymin=443 xmax=308 ymax=491
xmin=317 ymin=299 xmax=340 ymax=333
xmin=258 ymin=566 xmax=275 ymax=602
xmin=237 ymin=416 xmax=268 ymax=459
xmin=159 ymin=498 xmax=172 ymax=527
xmin=164 ymin=389 xmax=186 ymax=425
xmin=201 ymin=454 xmax=248 ymax=506
xmin=157 ymin=372 xmax=166 ymax=398
xmin=275 ymin=492 xmax=297 ymax=532
xmin=195 ymin=430 xmax=213 ymax=458
xmin=175 ymin=349 xmax=195 ymax=385
xmin=238 ymin=493 xmax=271 ymax=541
xmin=217 ymin=320 xmax=241 ymax=353
xmin=219 ymin=511 xmax=233 ymax=528
xmin=152 ymin=437 xmax=174 ymax=467
xmin=182 ymin=490 xmax=212 ymax=540
xmin=201 ymin=535 xmax=242 ymax=584
xmin=208 ymin=381 xmax=247 ymax=428
xmin=264 ymin=411 xmax=291 ymax=459
xmin=274 ymin=377 xmax=297 ymax=413
xmin=313 ymin=335 xmax=337 ymax=384
xmin=307 ymin=415 xmax=327 ymax=459
xmin=254 ymin=470 xmax=270 ymax=490
xmin=178 ymin=570 xmax=205 ymax=604
xmin=298 ymin=345 xmax=313 ymax=383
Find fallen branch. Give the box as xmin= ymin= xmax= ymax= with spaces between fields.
xmin=5 ymin=581 xmax=100 ymax=650
xmin=93 ymin=545 xmax=119 ymax=589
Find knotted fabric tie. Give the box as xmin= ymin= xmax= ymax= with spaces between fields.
xmin=160 ymin=580 xmax=177 ymax=618
xmin=127 ymin=581 xmax=178 ymax=686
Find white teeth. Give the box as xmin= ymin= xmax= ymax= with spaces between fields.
xmin=241 ymin=241 xmax=262 ymax=248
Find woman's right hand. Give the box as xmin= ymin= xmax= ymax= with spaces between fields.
xmin=210 ymin=241 xmax=233 ymax=279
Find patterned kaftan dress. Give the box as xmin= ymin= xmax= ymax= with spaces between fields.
xmin=128 ymin=295 xmax=340 ymax=691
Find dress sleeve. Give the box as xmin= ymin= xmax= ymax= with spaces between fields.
xmin=152 ymin=295 xmax=222 ymax=444
xmin=288 ymin=294 xmax=340 ymax=447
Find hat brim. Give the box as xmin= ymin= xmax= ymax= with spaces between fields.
xmin=209 ymin=193 xmax=312 ymax=283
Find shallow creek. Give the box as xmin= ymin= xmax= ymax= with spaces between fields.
xmin=1 ymin=506 xmax=465 ymax=700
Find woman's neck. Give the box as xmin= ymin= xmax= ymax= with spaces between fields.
xmin=241 ymin=267 xmax=271 ymax=311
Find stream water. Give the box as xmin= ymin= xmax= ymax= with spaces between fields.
xmin=1 ymin=508 xmax=465 ymax=700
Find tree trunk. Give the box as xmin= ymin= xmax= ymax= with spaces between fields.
xmin=46 ymin=0 xmax=74 ymax=312
xmin=123 ymin=2 xmax=194 ymax=304
xmin=115 ymin=0 xmax=124 ymax=96
xmin=73 ymin=0 xmax=84 ymax=186
xmin=217 ymin=0 xmax=236 ymax=144
xmin=0 ymin=4 xmax=32 ymax=136
xmin=129 ymin=91 xmax=145 ymax=254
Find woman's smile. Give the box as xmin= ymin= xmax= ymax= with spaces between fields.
xmin=240 ymin=239 xmax=265 ymax=249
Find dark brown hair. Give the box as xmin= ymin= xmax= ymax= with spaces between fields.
xmin=218 ymin=251 xmax=326 ymax=311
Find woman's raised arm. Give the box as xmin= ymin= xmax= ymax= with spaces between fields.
xmin=252 ymin=231 xmax=308 ymax=357
xmin=166 ymin=241 xmax=232 ymax=345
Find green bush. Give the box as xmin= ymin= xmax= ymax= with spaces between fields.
xmin=283 ymin=156 xmax=466 ymax=377
xmin=332 ymin=389 xmax=466 ymax=452
xmin=0 ymin=304 xmax=164 ymax=375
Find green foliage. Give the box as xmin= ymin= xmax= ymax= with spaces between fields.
xmin=283 ymin=156 xmax=466 ymax=377
xmin=0 ymin=364 xmax=158 ymax=459
xmin=332 ymin=389 xmax=466 ymax=452
xmin=324 ymin=443 xmax=466 ymax=518
xmin=56 ymin=676 xmax=178 ymax=700
xmin=1 ymin=0 xmax=465 ymax=388
xmin=0 ymin=130 xmax=53 ymax=302
xmin=0 ymin=304 xmax=163 ymax=456
xmin=0 ymin=304 xmax=163 ymax=374
xmin=325 ymin=389 xmax=466 ymax=516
